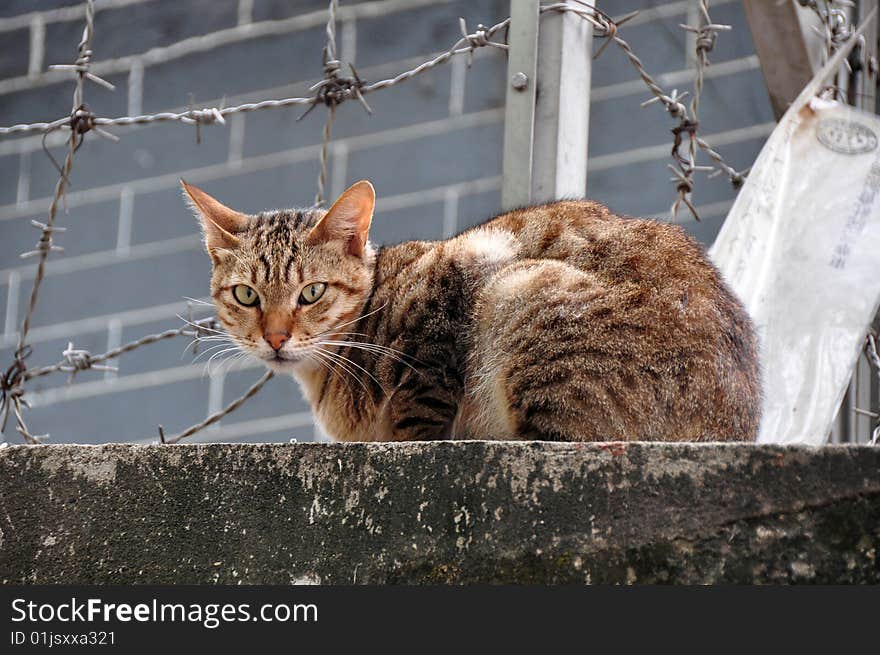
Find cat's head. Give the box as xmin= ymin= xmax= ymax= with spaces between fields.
xmin=182 ymin=179 xmax=376 ymax=373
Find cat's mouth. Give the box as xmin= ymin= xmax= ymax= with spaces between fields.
xmin=268 ymin=352 xmax=297 ymax=363
xmin=257 ymin=342 xmax=323 ymax=370
xmin=261 ymin=350 xmax=309 ymax=369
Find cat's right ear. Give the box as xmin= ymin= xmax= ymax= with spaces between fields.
xmin=308 ymin=180 xmax=375 ymax=257
xmin=180 ymin=179 xmax=248 ymax=261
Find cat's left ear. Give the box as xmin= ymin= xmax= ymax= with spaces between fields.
xmin=308 ymin=180 xmax=374 ymax=257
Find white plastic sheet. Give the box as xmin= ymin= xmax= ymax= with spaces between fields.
xmin=709 ymin=37 xmax=880 ymax=444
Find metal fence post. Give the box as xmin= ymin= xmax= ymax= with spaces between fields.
xmin=501 ymin=0 xmax=539 ymax=210
xmin=501 ymin=0 xmax=594 ymax=210
xmin=530 ymin=1 xmax=593 ymax=203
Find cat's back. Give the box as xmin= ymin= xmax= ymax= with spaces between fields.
xmin=473 ymin=199 xmax=711 ymax=287
xmin=376 ymin=199 xmax=732 ymax=316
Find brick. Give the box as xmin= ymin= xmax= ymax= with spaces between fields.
xmin=345 ymin=120 xmax=503 ymax=197
xmin=691 ymin=69 xmax=774 ymax=133
xmin=355 ymin=0 xmax=507 ymax=69
xmin=22 ymin=378 xmax=210 ymax=444
xmin=0 ymin=1 xmax=79 ymax=17
xmin=608 ymin=0 xmax=657 ymax=15
xmin=0 ymin=198 xmax=120 ymax=270
xmin=592 ymin=13 xmax=686 ymax=88
xmin=242 ymin=65 xmax=452 ymax=158
xmin=590 ymin=69 xmax=772 ymax=160
xmin=706 ymin=1 xmax=756 ymax=64
xmin=371 ymin=199 xmax=445 ymax=245
xmin=587 ymin=135 xmax=766 ymax=246
xmin=131 ymin=186 xmax=205 ymax=246
xmin=251 ymin=0 xmax=363 ymax=23
xmin=457 ymin=187 xmax=501 ymax=232
xmin=44 ymin=0 xmax=238 ymax=66
xmin=141 ymin=27 xmax=327 ymax=114
xmin=462 ymin=51 xmax=506 ymax=114
xmin=0 ymin=72 xmax=128 ymax=128
xmin=0 ymin=28 xmax=29 ymax=80
xmin=17 ymin=248 xmax=212 ymax=329
xmin=28 ymin=120 xmax=229 ymax=199
xmin=175 ymin=158 xmax=321 ymax=218
xmin=0 ymin=280 xmax=6 ymax=330
xmin=239 ymin=92 xmax=327 ymax=156
xmin=587 ymin=154 xmax=693 ymax=220
xmin=0 ymin=153 xmax=20 ymax=207
xmin=589 ymin=95 xmax=672 ymax=160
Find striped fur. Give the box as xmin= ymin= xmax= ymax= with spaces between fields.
xmin=185 ymin=183 xmax=761 ymax=442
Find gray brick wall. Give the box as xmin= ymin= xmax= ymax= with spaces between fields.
xmin=0 ymin=0 xmax=773 ymax=444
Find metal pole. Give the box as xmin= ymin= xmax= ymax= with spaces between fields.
xmin=530 ymin=0 xmax=593 ymax=203
xmin=501 ymin=0 xmax=539 ymax=210
xmin=501 ymin=0 xmax=593 ymax=209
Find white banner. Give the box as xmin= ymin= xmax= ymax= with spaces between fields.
xmin=709 ymin=32 xmax=880 ymax=444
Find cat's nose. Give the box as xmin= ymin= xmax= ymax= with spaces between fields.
xmin=264 ymin=332 xmax=290 ymax=351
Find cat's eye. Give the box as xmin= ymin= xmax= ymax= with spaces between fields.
xmin=299 ymin=282 xmax=327 ymax=305
xmin=232 ymin=284 xmax=260 ymax=307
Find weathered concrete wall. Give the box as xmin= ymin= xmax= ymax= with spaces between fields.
xmin=1 ymin=442 xmax=878 ymax=584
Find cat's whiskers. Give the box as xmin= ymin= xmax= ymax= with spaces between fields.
xmin=306 ymin=350 xmax=352 ymax=395
xmin=175 ymin=314 xmax=229 ymax=337
xmin=320 ymin=331 xmax=373 ymax=339
xmin=315 ymin=346 xmax=385 ymax=393
xmin=217 ymin=350 xmax=252 ymax=375
xmin=188 ymin=339 xmax=238 ymax=363
xmin=312 ymin=347 xmax=370 ymax=395
xmin=313 ymin=302 xmax=389 ymax=339
xmin=204 ymin=345 xmax=246 ymax=375
xmin=320 ymin=339 xmax=421 ymax=372
xmin=182 ymin=335 xmax=236 ymax=359
xmin=182 ymin=296 xmax=213 ymax=306
xmin=317 ymin=345 xmax=388 ymax=394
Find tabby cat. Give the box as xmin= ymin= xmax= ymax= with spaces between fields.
xmin=182 ymin=179 xmax=760 ymax=442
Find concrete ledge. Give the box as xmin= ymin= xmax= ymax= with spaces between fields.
xmin=1 ymin=442 xmax=878 ymax=584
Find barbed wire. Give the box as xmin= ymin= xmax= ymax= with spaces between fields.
xmin=669 ymin=0 xmax=733 ymax=218
xmin=161 ymin=370 xmax=275 ymax=444
xmin=1 ymin=0 xmax=112 ymax=444
xmin=800 ymin=0 xmax=857 ymax=62
xmin=0 ymin=0 xmax=759 ymax=444
xmin=23 ymin=314 xmax=221 ymax=383
xmin=311 ymin=0 xmax=343 ymax=208
xmin=0 ymin=1 xmax=750 ymax=212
